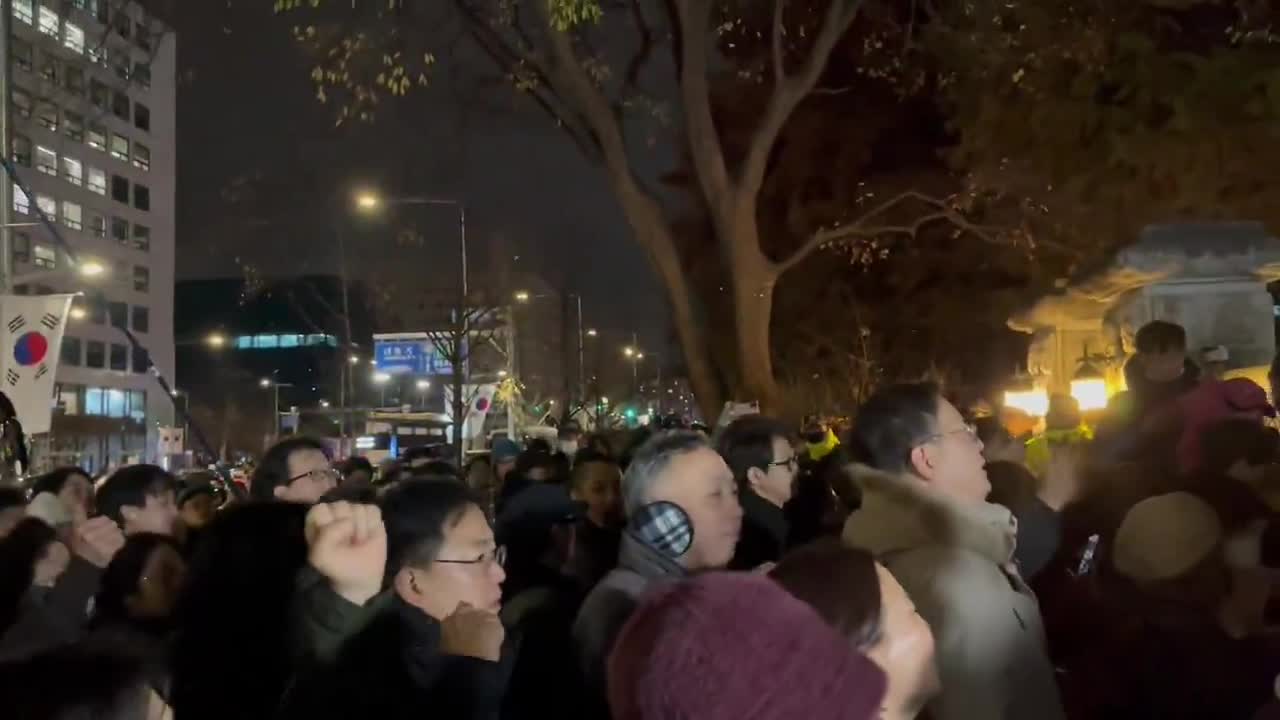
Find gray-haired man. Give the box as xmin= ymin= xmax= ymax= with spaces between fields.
xmin=572 ymin=430 xmax=743 ymax=709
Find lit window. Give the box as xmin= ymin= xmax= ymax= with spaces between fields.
xmin=110 ymin=134 xmax=128 ymax=162
xmin=131 ymin=224 xmax=150 ymax=251
xmin=132 ymin=143 xmax=149 ymax=171
xmin=62 ymin=201 xmax=82 ymax=231
xmin=11 ymin=135 xmax=30 ymax=166
xmin=63 ymin=111 xmax=84 ymax=141
xmin=35 ymin=194 xmax=56 ymax=219
xmin=35 ymin=102 xmax=58 ymax=133
xmin=38 ymin=6 xmax=59 ymax=37
xmin=61 ymin=155 xmax=82 ymax=186
xmin=12 ymin=0 xmax=31 ymax=24
xmin=64 ymin=22 xmax=84 ymax=54
xmin=11 ymin=38 xmax=31 ymax=72
xmin=133 ymin=266 xmax=149 ymax=292
xmin=13 ymin=185 xmax=29 ymax=215
xmin=279 ymin=334 xmax=301 ymax=348
xmin=253 ymin=334 xmax=278 ymax=349
xmin=33 ymin=243 xmax=55 ymax=269
xmin=106 ymin=384 xmax=126 ymax=410
xmin=88 ymin=213 xmax=106 ymax=238
xmin=88 ymin=167 xmax=106 ymax=195
xmin=88 ymin=124 xmax=106 ymax=151
xmin=128 ymin=390 xmax=145 ymax=420
xmin=234 ymin=336 xmax=252 ymax=349
xmin=35 ymin=146 xmax=56 ymax=176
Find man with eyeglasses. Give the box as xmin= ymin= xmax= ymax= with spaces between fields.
xmin=250 ymin=436 xmax=339 ymax=504
xmin=718 ymin=415 xmax=797 ymax=571
xmin=283 ymin=480 xmax=511 ymax=719
xmin=842 ymin=383 xmax=1065 ymax=720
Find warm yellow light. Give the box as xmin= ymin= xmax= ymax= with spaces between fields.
xmin=416 ymin=379 xmax=430 ymax=390
xmin=77 ymin=260 xmax=105 ymax=277
xmin=354 ymin=192 xmax=381 ymax=212
xmin=623 ymin=346 xmax=635 ymax=357
xmin=319 ymin=400 xmax=330 ymax=408
xmin=206 ymin=333 xmax=226 ymax=348
xmin=1070 ymin=378 xmax=1109 ymax=412
xmin=259 ymin=378 xmax=271 ymax=388
xmin=349 ymin=355 xmax=359 ymax=365
xmin=373 ymin=372 xmax=390 ymax=384
xmin=69 ymin=307 xmax=86 ymax=320
xmin=636 ymin=353 xmax=645 ymax=360
xmin=514 ymin=290 xmax=530 ymax=303
xmin=1004 ymin=388 xmax=1049 ymax=417
xmin=498 ymin=369 xmax=509 ymax=377
xmin=586 ymin=328 xmax=598 ymax=337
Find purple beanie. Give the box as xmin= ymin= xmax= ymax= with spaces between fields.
xmin=607 ymin=572 xmax=887 ymax=720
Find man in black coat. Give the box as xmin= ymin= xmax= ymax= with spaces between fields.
xmin=719 ymin=416 xmax=798 ymax=570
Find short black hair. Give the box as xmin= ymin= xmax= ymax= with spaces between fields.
xmin=1135 ymin=320 xmax=1187 ymax=354
xmin=380 ymin=479 xmax=482 ymax=577
xmin=28 ymin=466 xmax=89 ymax=498
xmin=972 ymin=416 xmax=1012 ymax=447
xmin=96 ymin=465 xmax=177 ymax=526
xmin=342 ymin=456 xmax=374 ymax=477
xmin=250 ymin=436 xmax=329 ymax=501
xmin=849 ymin=383 xmax=941 ymax=474
xmin=716 ymin=415 xmax=791 ymax=491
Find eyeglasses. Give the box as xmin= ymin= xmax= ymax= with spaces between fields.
xmin=921 ymin=423 xmax=979 ymax=445
xmin=288 ymin=467 xmax=341 ymax=485
xmin=436 ymin=545 xmax=507 ymax=569
xmin=767 ymin=455 xmax=799 ymax=470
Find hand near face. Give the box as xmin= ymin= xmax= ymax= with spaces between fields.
xmin=439 ymin=602 xmax=505 ymax=662
xmin=70 ymin=516 xmax=125 ymax=568
xmin=305 ymin=501 xmax=386 ymax=606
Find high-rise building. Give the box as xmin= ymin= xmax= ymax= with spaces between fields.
xmin=7 ymin=1 xmax=174 ymax=473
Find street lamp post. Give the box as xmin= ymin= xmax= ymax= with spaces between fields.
xmin=513 ymin=289 xmax=588 ymax=414
xmin=353 ymin=191 xmax=468 ymax=297
xmin=416 ymin=378 xmax=430 ymax=410
xmin=260 ymin=377 xmax=295 ymax=442
xmin=373 ymin=372 xmax=391 ymax=407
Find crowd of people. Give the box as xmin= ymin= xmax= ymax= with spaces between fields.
xmin=1 ymin=318 xmax=1280 ymax=718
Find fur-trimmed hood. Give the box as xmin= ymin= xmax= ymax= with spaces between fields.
xmin=841 ymin=464 xmax=1017 ymax=567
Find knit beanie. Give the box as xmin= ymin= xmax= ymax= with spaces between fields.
xmin=607 ymin=572 xmax=887 ymax=720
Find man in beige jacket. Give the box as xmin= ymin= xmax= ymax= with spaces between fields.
xmin=843 ymin=383 xmax=1065 ymax=720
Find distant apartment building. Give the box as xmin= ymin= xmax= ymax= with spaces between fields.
xmin=7 ymin=1 xmax=174 ymax=472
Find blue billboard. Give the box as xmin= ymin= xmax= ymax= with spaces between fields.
xmin=374 ymin=338 xmax=459 ymax=375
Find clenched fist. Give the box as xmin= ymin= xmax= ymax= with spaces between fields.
xmin=305 ymin=501 xmax=387 ymax=607
xmin=71 ymin=516 xmax=125 ymax=568
xmin=440 ymin=602 xmax=505 ymax=662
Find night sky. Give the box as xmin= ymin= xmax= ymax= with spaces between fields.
xmin=170 ymin=3 xmax=667 ymax=349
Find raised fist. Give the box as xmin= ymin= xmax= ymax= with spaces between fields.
xmin=71 ymin=516 xmax=125 ymax=569
xmin=305 ymin=501 xmax=386 ymax=606
xmin=440 ymin=602 xmax=505 ymax=662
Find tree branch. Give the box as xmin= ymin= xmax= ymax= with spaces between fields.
xmin=624 ymin=0 xmax=656 ymax=92
xmin=772 ymin=0 xmax=787 ymax=84
xmin=672 ymin=0 xmax=733 ymax=216
xmin=740 ymin=0 xmax=864 ymax=198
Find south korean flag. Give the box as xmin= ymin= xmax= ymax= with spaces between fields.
xmin=0 ymin=294 xmax=74 ymax=434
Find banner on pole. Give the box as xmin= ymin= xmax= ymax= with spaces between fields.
xmin=0 ymin=294 xmax=74 ymax=434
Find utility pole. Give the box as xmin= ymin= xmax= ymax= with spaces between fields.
xmin=0 ymin=0 xmax=14 ymax=294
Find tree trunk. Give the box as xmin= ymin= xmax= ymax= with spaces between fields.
xmin=726 ymin=212 xmax=781 ymax=413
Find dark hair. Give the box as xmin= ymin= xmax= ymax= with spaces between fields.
xmin=0 ymin=487 xmax=25 ymax=513
xmin=28 ymin=466 xmax=90 ymax=498
xmin=716 ymin=415 xmax=791 ymax=491
xmin=526 ymin=438 xmax=553 ymax=454
xmin=172 ymin=502 xmax=307 ymax=720
xmin=95 ymin=465 xmax=176 ymax=526
xmin=381 ymin=479 xmax=481 ymax=576
xmin=250 ymin=436 xmax=329 ymax=500
xmin=571 ymin=453 xmax=621 ymax=495
xmin=514 ymin=449 xmax=556 ymax=481
xmin=0 ymin=517 xmax=58 ymax=636
xmin=0 ymin=643 xmax=161 ymax=720
xmin=1135 ymin=320 xmax=1187 ymax=354
xmin=770 ymin=540 xmax=883 ymax=649
xmin=849 ymin=383 xmax=941 ymax=474
xmin=93 ymin=533 xmax=181 ymax=629
xmin=413 ymin=460 xmax=461 ymax=480
xmin=973 ymin=416 xmax=1012 ymax=447
xmin=1200 ymin=419 xmax=1280 ymax=473
xmin=342 ymin=456 xmax=374 ymax=477
xmin=0 ymin=391 xmax=16 ymax=420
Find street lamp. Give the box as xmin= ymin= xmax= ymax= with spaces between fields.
xmin=416 ymin=378 xmax=430 ymax=409
xmin=77 ymin=260 xmax=105 ymax=277
xmin=513 ymin=290 xmax=531 ymax=303
xmin=69 ymin=306 xmax=86 ymax=320
xmin=206 ymin=333 xmax=227 ymax=348
xmin=586 ymin=328 xmax=598 ymax=337
xmin=348 ymin=354 xmax=360 ymax=365
xmin=353 ymin=191 xmax=381 ymax=212
xmin=259 ymin=378 xmax=295 ymax=441
xmin=372 ymin=372 xmax=391 ymax=406
xmin=319 ymin=399 xmax=331 ymax=409
xmin=352 ymin=190 xmax=468 ymax=296
xmin=498 ymin=369 xmax=509 ymax=378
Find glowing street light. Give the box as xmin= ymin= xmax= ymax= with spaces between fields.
xmin=259 ymin=378 xmax=272 ymax=389
xmin=636 ymin=353 xmax=645 ymax=360
xmin=498 ymin=369 xmax=509 ymax=378
xmin=416 ymin=379 xmax=431 ymax=390
xmin=623 ymin=346 xmax=635 ymax=358
xmin=319 ymin=399 xmax=331 ymax=408
xmin=76 ymin=260 xmax=106 ymax=278
xmin=368 ymin=359 xmax=377 ymax=367
xmin=348 ymin=354 xmax=360 ymax=365
xmin=69 ymin=307 xmax=86 ymax=320
xmin=586 ymin=328 xmax=598 ymax=337
xmin=206 ymin=333 xmax=227 ymax=348
xmin=353 ymin=191 xmax=382 ymax=212
xmin=513 ymin=290 xmax=531 ymax=303
xmin=372 ymin=373 xmax=391 ymax=384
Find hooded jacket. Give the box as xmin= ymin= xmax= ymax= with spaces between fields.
xmin=842 ymin=465 xmax=1065 ymax=720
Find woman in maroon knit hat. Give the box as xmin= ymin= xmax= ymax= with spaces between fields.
xmin=607 ymin=572 xmax=887 ymax=720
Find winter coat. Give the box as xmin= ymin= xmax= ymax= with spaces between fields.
xmin=842 ymin=465 xmax=1066 ymax=720
xmin=279 ymin=594 xmax=511 ymax=720
xmin=729 ymin=489 xmax=789 ymax=570
xmin=573 ymin=531 xmax=685 ymax=710
xmin=0 ymin=557 xmax=100 ymax=661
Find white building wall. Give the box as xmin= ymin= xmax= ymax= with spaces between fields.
xmin=8 ymin=1 xmax=175 ymax=469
